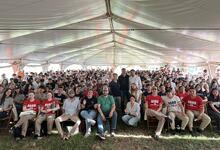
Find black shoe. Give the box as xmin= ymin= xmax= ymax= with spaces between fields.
xmin=189 ymin=130 xmax=198 ymax=137
xmin=170 ymin=129 xmax=176 ymax=135
xmin=110 ymin=129 xmax=116 ymax=137
xmin=20 ymin=135 xmax=25 ymax=140
xmin=34 ymin=134 xmax=43 ymax=140
xmin=151 ymin=134 xmax=159 ymax=141
xmin=165 ymin=116 xmax=173 ymax=124
xmin=196 ymin=128 xmax=203 ymax=134
xmin=179 ymin=129 xmax=186 ymax=135
xmin=96 ymin=133 xmax=106 ymax=140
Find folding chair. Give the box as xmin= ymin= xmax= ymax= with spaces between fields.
xmin=0 ymin=109 xmax=13 ymax=133
xmin=144 ymin=110 xmax=158 ymax=131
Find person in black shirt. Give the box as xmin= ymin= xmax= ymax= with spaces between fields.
xmin=118 ymin=68 xmax=129 ymax=110
xmin=143 ymin=84 xmax=152 ymax=99
xmin=158 ymin=85 xmax=166 ymax=96
xmin=80 ymin=90 xmax=97 ymax=137
xmin=54 ymin=86 xmax=67 ymax=105
xmin=109 ymin=73 xmax=121 ymax=113
xmin=208 ymin=88 xmax=220 ymax=131
xmin=46 ymin=78 xmax=55 ymax=90
xmin=195 ymin=84 xmax=208 ymax=102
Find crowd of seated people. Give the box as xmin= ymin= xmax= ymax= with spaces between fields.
xmin=0 ymin=66 xmax=220 ymax=141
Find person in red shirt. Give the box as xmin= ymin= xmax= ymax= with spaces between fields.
xmin=145 ymin=86 xmax=170 ymax=140
xmin=34 ymin=91 xmax=60 ymax=139
xmin=13 ymin=92 xmax=40 ymax=139
xmin=182 ymin=87 xmax=211 ymax=134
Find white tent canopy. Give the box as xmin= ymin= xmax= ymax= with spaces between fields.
xmin=1 ymin=0 xmax=220 ymax=67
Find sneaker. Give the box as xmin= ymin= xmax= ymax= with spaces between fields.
xmin=179 ymin=129 xmax=186 ymax=135
xmin=88 ymin=119 xmax=96 ymax=126
xmin=37 ymin=136 xmax=43 ymax=140
xmin=165 ymin=116 xmax=173 ymax=124
xmin=196 ymin=128 xmax=203 ymax=134
xmin=104 ymin=130 xmax=109 ymax=137
xmin=189 ymin=130 xmax=198 ymax=137
xmin=62 ymin=135 xmax=69 ymax=141
xmin=84 ymin=132 xmax=91 ymax=138
xmin=20 ymin=135 xmax=25 ymax=140
xmin=151 ymin=134 xmax=159 ymax=141
xmin=110 ymin=131 xmax=116 ymax=137
xmin=170 ymin=129 xmax=176 ymax=135
xmin=96 ymin=133 xmax=106 ymax=140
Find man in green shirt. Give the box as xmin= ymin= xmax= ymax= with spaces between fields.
xmin=96 ymin=85 xmax=117 ymax=140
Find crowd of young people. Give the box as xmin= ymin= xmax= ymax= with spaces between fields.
xmin=0 ymin=66 xmax=220 ymax=141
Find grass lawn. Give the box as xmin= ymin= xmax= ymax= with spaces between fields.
xmin=1 ymin=120 xmax=220 ymax=150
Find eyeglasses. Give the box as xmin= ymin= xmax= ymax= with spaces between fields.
xmin=152 ymin=88 xmax=157 ymax=90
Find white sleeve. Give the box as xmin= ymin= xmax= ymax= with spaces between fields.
xmin=63 ymin=99 xmax=67 ymax=110
xmin=138 ymin=77 xmax=142 ymax=90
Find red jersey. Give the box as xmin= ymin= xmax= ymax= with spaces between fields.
xmin=176 ymin=92 xmax=188 ymax=100
xmin=182 ymin=95 xmax=203 ymax=111
xmin=23 ymin=99 xmax=41 ymax=113
xmin=41 ymin=99 xmax=59 ymax=115
xmin=145 ymin=95 xmax=163 ymax=111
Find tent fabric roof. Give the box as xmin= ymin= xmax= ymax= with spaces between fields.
xmin=1 ymin=0 xmax=220 ymax=66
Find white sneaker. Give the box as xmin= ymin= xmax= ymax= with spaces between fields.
xmin=84 ymin=132 xmax=91 ymax=138
xmin=110 ymin=131 xmax=116 ymax=137
xmin=104 ymin=130 xmax=109 ymax=137
xmin=88 ymin=119 xmax=96 ymax=126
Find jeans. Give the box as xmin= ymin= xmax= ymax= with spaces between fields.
xmin=114 ymin=97 xmax=122 ymax=112
xmin=0 ymin=111 xmax=8 ymax=118
xmin=208 ymin=109 xmax=220 ymax=130
xmin=97 ymin=111 xmax=117 ymax=134
xmin=122 ymin=114 xmax=140 ymax=127
xmin=15 ymin=104 xmax=23 ymax=116
xmin=80 ymin=109 xmax=97 ymax=132
xmin=121 ymin=90 xmax=129 ymax=110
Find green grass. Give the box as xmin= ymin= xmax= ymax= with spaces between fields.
xmin=1 ymin=120 xmax=220 ymax=150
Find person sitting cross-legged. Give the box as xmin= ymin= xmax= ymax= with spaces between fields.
xmin=96 ymin=85 xmax=117 ymax=140
xmin=55 ymin=89 xmax=81 ymax=140
xmin=122 ymin=95 xmax=140 ymax=127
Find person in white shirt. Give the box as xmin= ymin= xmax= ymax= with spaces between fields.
xmin=129 ymin=69 xmax=142 ymax=90
xmin=122 ymin=95 xmax=140 ymax=127
xmin=55 ymin=89 xmax=81 ymax=140
xmin=163 ymin=88 xmax=189 ymax=134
